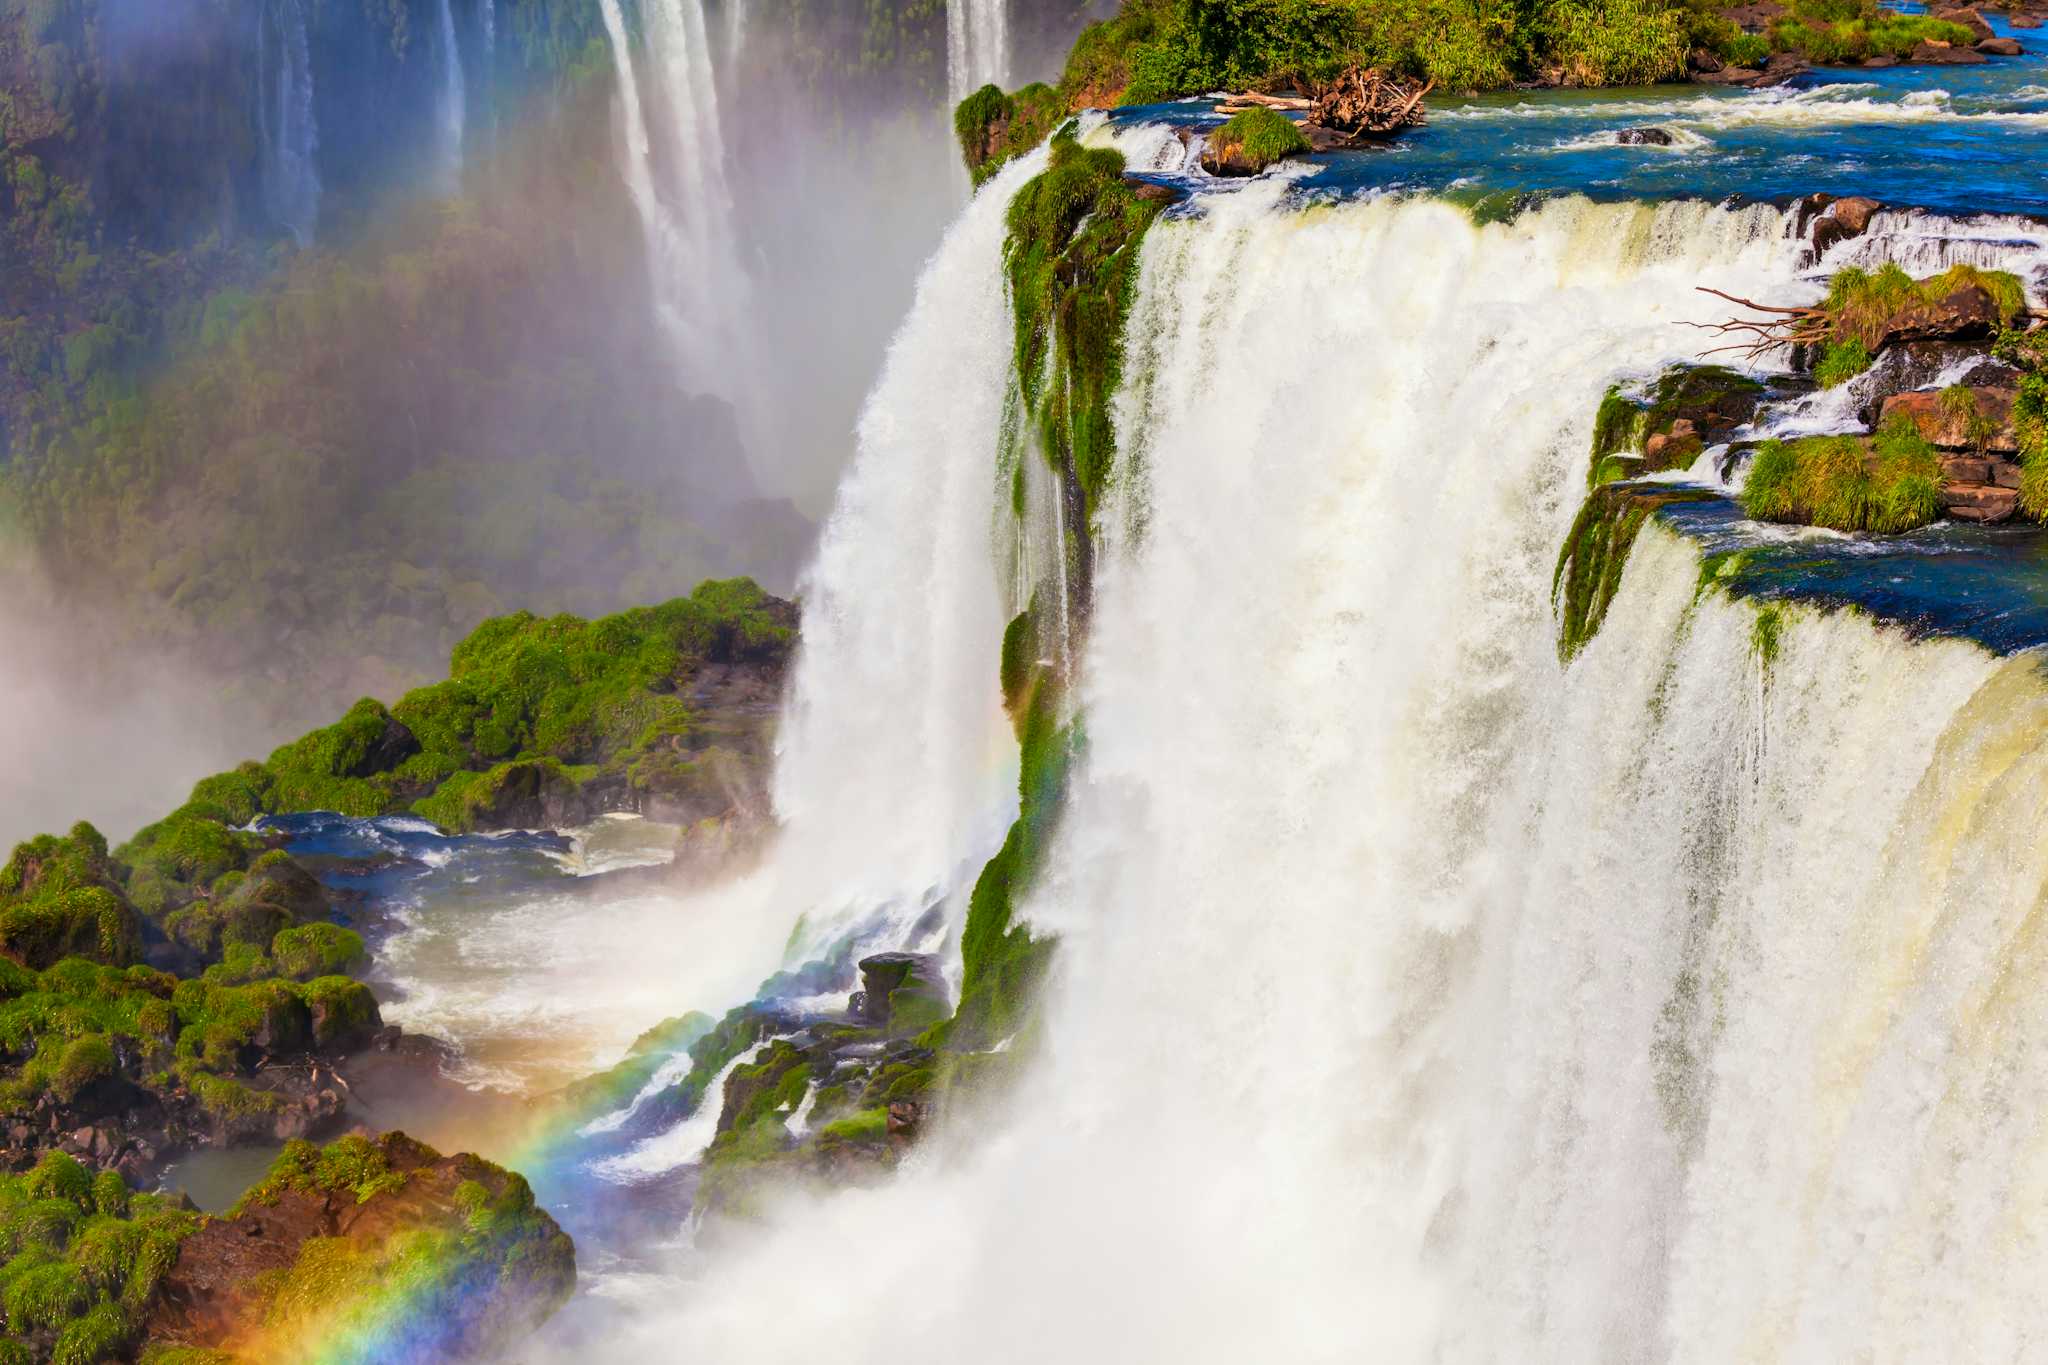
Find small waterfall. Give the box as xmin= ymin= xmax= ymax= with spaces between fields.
xmin=598 ymin=0 xmax=755 ymax=426
xmin=257 ymin=0 xmax=320 ymax=247
xmin=946 ymin=0 xmax=1008 ymax=102
xmin=435 ymin=0 xmax=466 ymax=190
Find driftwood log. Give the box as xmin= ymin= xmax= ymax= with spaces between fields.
xmin=1310 ymin=66 xmax=1433 ymax=140
xmin=1212 ymin=66 xmax=1432 ymax=150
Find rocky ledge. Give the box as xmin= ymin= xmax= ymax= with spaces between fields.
xmin=144 ymin=1131 xmax=575 ymax=1362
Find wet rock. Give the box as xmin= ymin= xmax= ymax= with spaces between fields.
xmin=1879 ymin=386 xmax=2019 ymax=451
xmin=1615 ymin=126 xmax=1675 ymax=145
xmin=849 ymin=953 xmax=950 ymax=1035
xmin=1688 ymin=46 xmax=1725 ymax=73
xmin=886 ymin=1102 xmax=922 ymax=1137
xmin=1809 ymin=195 xmax=1882 ymax=255
xmin=1863 ymin=53 xmax=1900 ymax=66
xmin=1126 ymin=178 xmax=1187 ymax=205
xmin=1978 ymin=35 xmax=2024 ymax=53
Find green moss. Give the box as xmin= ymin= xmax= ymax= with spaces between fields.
xmin=1750 ymin=604 xmax=1784 ymax=670
xmin=270 ymin=923 xmax=367 ymax=981
xmin=1554 ymin=485 xmax=1716 ymax=662
xmin=1589 ymin=384 xmax=1645 ymax=484
xmin=816 ymin=1108 xmax=889 ymax=1143
xmin=0 ymin=826 xmax=144 ymax=970
xmin=1007 ymin=134 xmax=1164 ymax=533
xmin=1206 ymin=106 xmax=1311 ymax=171
xmin=954 ymin=82 xmax=1067 ymax=185
xmin=4 ymin=1260 xmax=86 ymax=1331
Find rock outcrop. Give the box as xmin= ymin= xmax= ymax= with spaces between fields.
xmin=144 ymin=1132 xmax=575 ymax=1363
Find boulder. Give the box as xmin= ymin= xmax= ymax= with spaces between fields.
xmin=849 ymin=952 xmax=950 ymax=1035
xmin=1942 ymin=484 xmax=2020 ymax=521
xmin=1852 ymin=283 xmax=2006 ymax=352
xmin=1688 ymin=46 xmax=1725 ymax=73
xmin=2014 ymin=15 xmax=2042 ymax=27
xmin=1864 ymin=53 xmax=1900 ymax=66
xmin=1879 ymin=386 xmax=2019 ymax=451
xmin=1978 ymin=35 xmax=2024 ymax=53
xmin=1934 ymin=6 xmax=1997 ymax=41
xmin=143 ymin=1133 xmax=574 ymax=1362
xmin=1911 ymin=39 xmax=1989 ymax=61
xmin=1616 ymin=126 xmax=1676 ymax=145
xmin=1810 ymin=195 xmax=1881 ymax=255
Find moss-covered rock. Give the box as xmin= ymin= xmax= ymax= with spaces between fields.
xmin=954 ymin=82 xmax=1067 ymax=185
xmin=0 ymin=828 xmax=145 ymax=972
xmin=1200 ymin=106 xmax=1311 ymax=176
xmin=1554 ymin=483 xmax=1718 ymax=661
xmin=145 ymin=1133 xmax=573 ymax=1362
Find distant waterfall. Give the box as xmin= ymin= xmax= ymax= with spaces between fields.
xmin=256 ymin=0 xmax=320 ymax=247
xmin=597 ymin=0 xmax=754 ymax=425
xmin=946 ymin=0 xmax=1008 ymax=101
xmin=435 ymin=0 xmax=466 ymax=190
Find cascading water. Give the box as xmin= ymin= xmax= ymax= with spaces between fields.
xmin=583 ymin=156 xmax=2048 ymax=1360
xmin=946 ymin=0 xmax=1009 ymax=102
xmin=598 ymin=0 xmax=756 ymax=429
xmin=435 ymin=0 xmax=467 ymax=190
xmin=256 ymin=0 xmax=320 ymax=247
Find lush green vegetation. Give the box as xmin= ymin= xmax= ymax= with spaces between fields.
xmin=1740 ymin=422 xmax=1944 ymax=534
xmin=1764 ymin=0 xmax=1975 ymax=63
xmin=955 ymin=83 xmax=1068 ymax=186
xmin=157 ymin=576 xmax=793 ymax=832
xmin=1998 ymin=328 xmax=2048 ymax=519
xmin=0 ymin=1151 xmax=197 ymax=1363
xmin=1207 ymin=106 xmax=1312 ymax=170
xmin=1822 ymin=263 xmax=2027 ymax=351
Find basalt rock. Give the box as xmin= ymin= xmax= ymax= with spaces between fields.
xmin=1616 ymin=126 xmax=1676 ymax=145
xmin=1978 ymin=35 xmax=2025 ymax=53
xmin=850 ymin=952 xmax=951 ymax=1035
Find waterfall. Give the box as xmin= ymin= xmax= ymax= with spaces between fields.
xmin=257 ymin=0 xmax=320 ymax=247
xmin=435 ymin=0 xmax=466 ymax=190
xmin=946 ymin=0 xmax=1008 ymax=102
xmin=589 ymin=167 xmax=2048 ymax=1359
xmin=598 ymin=0 xmax=756 ymax=430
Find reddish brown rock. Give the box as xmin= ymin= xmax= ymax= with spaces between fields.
xmin=1934 ymin=6 xmax=1998 ymax=40
xmin=145 ymin=1132 xmax=574 ymax=1362
xmin=1978 ymin=35 xmax=2024 ymax=52
xmin=1879 ymin=386 xmax=2019 ymax=451
xmin=1811 ymin=196 xmax=1882 ymax=254
xmin=1911 ymin=38 xmax=1990 ymax=62
xmin=1942 ymin=484 xmax=2021 ymax=521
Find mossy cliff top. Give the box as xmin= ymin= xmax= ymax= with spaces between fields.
xmin=182 ymin=575 xmax=795 ymax=835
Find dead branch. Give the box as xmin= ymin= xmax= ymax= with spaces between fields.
xmin=1685 ymin=286 xmax=1831 ymax=362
